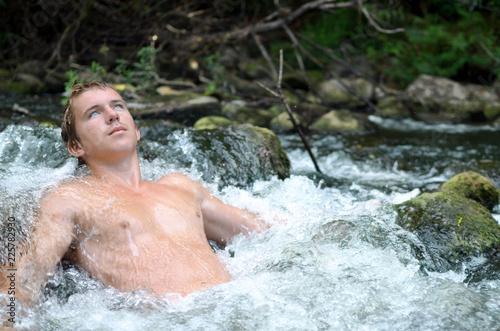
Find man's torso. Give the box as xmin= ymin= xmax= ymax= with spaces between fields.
xmin=60 ymin=174 xmax=231 ymax=296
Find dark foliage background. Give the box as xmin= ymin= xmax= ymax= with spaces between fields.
xmin=1 ymin=0 xmax=499 ymax=89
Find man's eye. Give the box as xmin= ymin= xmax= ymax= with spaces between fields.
xmin=90 ymin=111 xmax=99 ymax=117
xmin=114 ymin=104 xmax=124 ymax=110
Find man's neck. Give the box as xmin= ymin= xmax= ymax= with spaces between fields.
xmin=85 ymin=151 xmax=143 ymax=190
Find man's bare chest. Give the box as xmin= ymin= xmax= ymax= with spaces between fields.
xmin=73 ymin=186 xmax=205 ymax=241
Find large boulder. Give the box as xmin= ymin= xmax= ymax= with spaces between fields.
xmin=405 ymin=74 xmax=500 ymax=123
xmin=139 ymin=124 xmax=290 ymax=187
xmin=395 ymin=172 xmax=500 ymax=279
xmin=191 ymin=124 xmax=291 ymax=186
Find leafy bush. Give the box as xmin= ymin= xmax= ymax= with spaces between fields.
xmin=368 ymin=4 xmax=500 ymax=88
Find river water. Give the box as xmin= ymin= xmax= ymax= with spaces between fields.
xmin=1 ymin=95 xmax=500 ymax=330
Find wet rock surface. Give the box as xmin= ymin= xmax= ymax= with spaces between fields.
xmin=395 ymin=171 xmax=500 ymax=280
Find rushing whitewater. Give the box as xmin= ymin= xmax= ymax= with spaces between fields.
xmin=1 ymin=115 xmax=500 ymax=330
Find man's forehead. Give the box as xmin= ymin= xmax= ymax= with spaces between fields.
xmin=73 ymin=88 xmax=124 ymax=113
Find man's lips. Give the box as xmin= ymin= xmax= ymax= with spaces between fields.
xmin=109 ymin=126 xmax=126 ymax=135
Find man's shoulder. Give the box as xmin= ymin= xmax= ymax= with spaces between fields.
xmin=37 ymin=179 xmax=90 ymax=220
xmin=156 ymin=173 xmax=206 ymax=196
xmin=40 ymin=178 xmax=91 ymax=205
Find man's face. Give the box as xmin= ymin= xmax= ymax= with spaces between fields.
xmin=68 ymin=88 xmax=140 ymax=163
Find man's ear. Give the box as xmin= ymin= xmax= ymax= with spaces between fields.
xmin=135 ymin=123 xmax=140 ymax=142
xmin=67 ymin=140 xmax=85 ymax=158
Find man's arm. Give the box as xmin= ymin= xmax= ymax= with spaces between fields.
xmin=1 ymin=189 xmax=76 ymax=306
xmin=196 ymin=181 xmax=268 ymax=246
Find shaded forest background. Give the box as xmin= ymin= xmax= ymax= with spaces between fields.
xmin=1 ymin=0 xmax=499 ymax=94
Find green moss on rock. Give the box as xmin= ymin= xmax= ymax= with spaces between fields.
xmin=194 ymin=116 xmax=235 ymax=130
xmin=395 ymin=191 xmax=500 ymax=272
xmin=189 ymin=124 xmax=291 ymax=187
xmin=270 ymin=112 xmax=304 ymax=133
xmin=222 ymin=102 xmax=273 ymax=127
xmin=439 ymin=171 xmax=499 ymax=210
xmin=238 ymin=125 xmax=291 ymax=180
xmin=311 ymin=110 xmax=363 ymax=132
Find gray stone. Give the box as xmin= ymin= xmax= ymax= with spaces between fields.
xmin=405 ymin=74 xmax=500 ymax=122
xmin=311 ymin=110 xmax=364 ymax=132
xmin=318 ymin=78 xmax=374 ymax=107
xmin=222 ymin=100 xmax=273 ymax=127
xmin=270 ymin=111 xmax=304 ymax=133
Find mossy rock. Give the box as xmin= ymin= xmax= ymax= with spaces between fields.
xmin=483 ymin=102 xmax=500 ymax=121
xmin=376 ymin=96 xmax=410 ymax=118
xmin=270 ymin=111 xmax=304 ymax=133
xmin=194 ymin=116 xmax=236 ymax=130
xmin=451 ymin=160 xmax=500 ymax=190
xmin=318 ymin=78 xmax=374 ymax=107
xmin=311 ymin=110 xmax=363 ymax=132
xmin=189 ymin=124 xmax=291 ymax=187
xmin=439 ymin=171 xmax=499 ymax=211
xmin=267 ymin=105 xmax=285 ymax=118
xmin=237 ymin=125 xmax=291 ymax=181
xmin=395 ymin=191 xmax=500 ymax=273
xmin=281 ymin=90 xmax=302 ymax=105
xmin=222 ymin=101 xmax=273 ymax=127
xmin=0 ymin=68 xmax=11 ymax=78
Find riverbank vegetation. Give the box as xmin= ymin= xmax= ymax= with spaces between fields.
xmin=1 ymin=0 xmax=499 ymax=95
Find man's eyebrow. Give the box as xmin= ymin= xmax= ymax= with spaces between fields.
xmin=83 ymin=99 xmax=125 ymax=116
xmin=83 ymin=104 xmax=100 ymax=116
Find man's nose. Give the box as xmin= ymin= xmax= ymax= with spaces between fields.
xmin=106 ymin=107 xmax=119 ymax=123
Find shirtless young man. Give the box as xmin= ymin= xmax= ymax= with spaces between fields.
xmin=1 ymin=81 xmax=266 ymax=307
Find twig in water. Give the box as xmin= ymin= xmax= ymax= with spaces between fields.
xmin=258 ymin=50 xmax=322 ymax=174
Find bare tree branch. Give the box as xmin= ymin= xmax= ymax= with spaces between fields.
xmin=357 ymin=0 xmax=405 ymax=34
xmin=252 ymin=32 xmax=278 ymax=81
xmin=259 ymin=50 xmax=322 ymax=174
xmin=281 ymin=23 xmax=380 ymax=112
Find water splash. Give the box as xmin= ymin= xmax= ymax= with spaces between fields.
xmin=1 ymin=118 xmax=499 ymax=330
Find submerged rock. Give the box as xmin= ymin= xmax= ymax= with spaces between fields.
xmin=395 ymin=172 xmax=500 ymax=279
